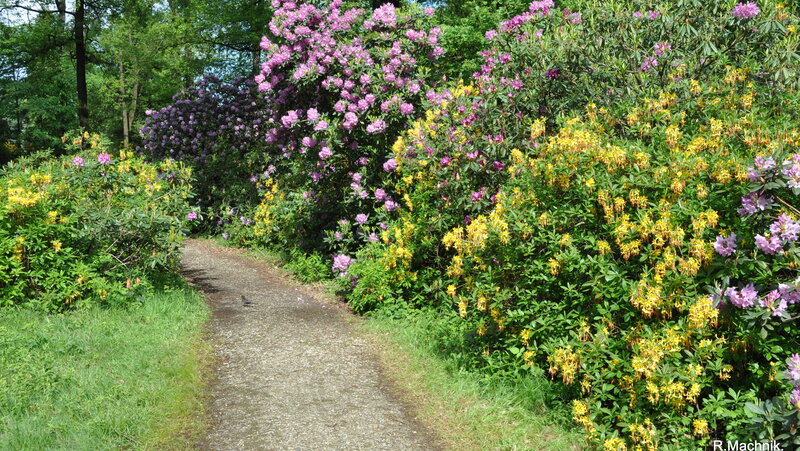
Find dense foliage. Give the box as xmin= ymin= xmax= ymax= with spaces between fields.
xmin=0 ymin=133 xmax=193 ymax=311
xmin=340 ymin=1 xmax=800 ymax=448
xmin=7 ymin=0 xmax=800 ymax=448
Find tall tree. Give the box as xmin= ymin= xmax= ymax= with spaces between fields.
xmin=94 ymin=0 xmax=199 ymax=146
xmin=1 ymin=0 xmax=97 ymax=132
xmin=191 ymin=0 xmax=272 ymax=77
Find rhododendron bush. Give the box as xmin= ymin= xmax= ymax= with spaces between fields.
xmin=231 ymin=0 xmax=442 ymax=250
xmin=339 ymin=1 xmax=800 ymax=448
xmin=140 ymin=75 xmax=270 ymax=215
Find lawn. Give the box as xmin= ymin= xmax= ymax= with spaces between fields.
xmin=0 ymin=288 xmax=210 ymax=450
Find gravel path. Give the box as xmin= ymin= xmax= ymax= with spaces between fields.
xmin=181 ymin=239 xmax=436 ymax=451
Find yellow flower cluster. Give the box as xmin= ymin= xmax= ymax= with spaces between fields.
xmin=549 ymin=346 xmax=580 ymax=384
xmin=253 ymin=178 xmax=281 ymax=237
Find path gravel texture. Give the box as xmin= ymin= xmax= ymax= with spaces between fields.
xmin=181 ymin=239 xmax=436 ymax=451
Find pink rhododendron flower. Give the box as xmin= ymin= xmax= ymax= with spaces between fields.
xmin=332 ymin=254 xmax=353 ymax=275
xmin=382 ymin=157 xmax=397 ymax=172
xmin=732 ymin=2 xmax=760 ymax=19
xmin=713 ymin=233 xmax=737 ymax=256
xmin=788 ymin=354 xmax=800 ymax=382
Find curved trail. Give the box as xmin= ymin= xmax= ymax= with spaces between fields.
xmin=181 ymin=240 xmax=435 ymax=450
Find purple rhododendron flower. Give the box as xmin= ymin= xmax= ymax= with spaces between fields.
xmin=281 ymin=110 xmax=299 ymax=127
xmin=187 ymin=212 xmax=198 ymax=220
xmin=740 ymin=283 xmax=759 ymax=307
xmin=641 ymin=57 xmax=658 ymax=72
xmin=791 ymin=387 xmax=800 ymax=407
xmin=371 ymin=3 xmax=397 ymax=27
xmin=73 ymin=156 xmax=84 ymax=167
xmin=770 ymin=214 xmax=800 ymax=242
xmin=653 ymin=41 xmax=671 ymax=56
xmin=384 ymin=199 xmax=398 ymax=211
xmin=368 ymin=232 xmax=379 ymax=242
xmin=545 ymin=68 xmax=559 ymax=79
xmin=383 ymin=158 xmax=397 ymax=172
xmin=374 ymin=188 xmax=387 ymax=200
xmin=738 ymin=191 xmax=773 ymax=216
xmin=332 ymin=254 xmax=353 ymax=275
xmin=732 ymin=2 xmax=760 ymax=19
xmin=761 ymin=290 xmax=788 ymax=316
xmin=713 ymin=233 xmax=737 ymax=256
xmin=529 ymin=0 xmax=555 ymax=13
xmin=97 ymin=153 xmax=111 ymax=164
xmin=356 ymin=213 xmax=368 ymax=224
xmin=367 ymin=119 xmax=387 ymax=134
xmin=319 ymin=147 xmax=333 ymax=160
xmin=725 ymin=285 xmax=757 ymax=309
xmin=786 ymin=354 xmax=800 ymax=382
xmin=755 ymin=234 xmax=784 ymax=254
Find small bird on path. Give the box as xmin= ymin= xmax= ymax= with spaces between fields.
xmin=241 ymin=295 xmax=252 ymax=306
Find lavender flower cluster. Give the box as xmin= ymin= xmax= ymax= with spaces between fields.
xmin=713 ymin=153 xmax=800 ymax=317
xmin=140 ymin=75 xmax=270 ymax=164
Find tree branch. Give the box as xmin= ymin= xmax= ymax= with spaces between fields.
xmin=4 ymin=2 xmax=75 ymax=16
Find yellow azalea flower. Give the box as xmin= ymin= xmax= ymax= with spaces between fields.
xmin=693 ymin=419 xmax=709 ymax=436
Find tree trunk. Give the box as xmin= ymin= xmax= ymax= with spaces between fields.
xmin=75 ymin=0 xmax=89 ymax=132
xmin=127 ymin=82 xmax=139 ymax=146
xmin=55 ymin=0 xmax=67 ymax=24
xmin=120 ymin=62 xmax=129 ymax=147
xmin=252 ymin=46 xmax=261 ymax=75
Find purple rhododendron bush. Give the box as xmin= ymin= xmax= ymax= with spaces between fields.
xmin=136 ymin=0 xmax=800 ymax=447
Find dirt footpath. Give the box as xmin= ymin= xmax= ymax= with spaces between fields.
xmin=181 ymin=239 xmax=436 ymax=451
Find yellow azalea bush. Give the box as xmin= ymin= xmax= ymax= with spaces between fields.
xmin=342 ymin=58 xmax=800 ymax=447
xmin=0 ymin=133 xmax=194 ymax=310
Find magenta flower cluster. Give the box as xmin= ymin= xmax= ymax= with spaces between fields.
xmin=732 ymin=2 xmax=760 ymax=20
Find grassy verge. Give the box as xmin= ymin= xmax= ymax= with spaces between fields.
xmin=239 ymin=243 xmax=585 ymax=450
xmin=359 ymin=307 xmax=586 ymax=451
xmin=0 ymin=287 xmax=211 ymax=450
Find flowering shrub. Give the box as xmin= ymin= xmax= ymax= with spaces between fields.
xmin=354 ymin=64 xmax=800 ymax=446
xmin=715 ymin=149 xmax=800 ymax=445
xmin=1 ymin=132 xmax=193 ymax=311
xmin=338 ymin=0 xmax=800 ymax=443
xmin=477 ymin=0 xmax=798 ymax=119
xmin=247 ymin=0 xmax=442 ymax=260
xmin=140 ymin=75 xmax=270 ymax=218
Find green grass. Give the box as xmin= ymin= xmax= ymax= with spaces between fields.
xmin=0 ymin=288 xmax=211 ymax=450
xmin=359 ymin=307 xmax=587 ymax=451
